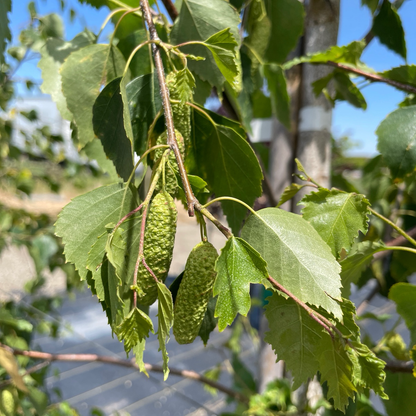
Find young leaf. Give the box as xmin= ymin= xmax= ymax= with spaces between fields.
xmin=125 ymin=74 xmax=162 ymax=156
xmin=61 ymin=44 xmax=126 ymax=147
xmin=347 ymin=341 xmax=387 ymax=399
xmin=55 ymin=183 xmax=137 ymax=280
xmin=0 ymin=0 xmax=11 ymax=64
xmin=389 ymin=283 xmax=416 ymax=347
xmin=333 ymin=72 xmax=367 ymax=110
xmin=38 ymin=30 xmax=96 ymax=120
xmin=93 ymin=77 xmax=134 ymax=182
xmin=117 ymin=307 xmax=154 ymax=353
xmin=171 ymin=0 xmax=240 ymax=89
xmin=318 ymin=336 xmax=357 ymax=411
xmin=263 ymin=64 xmax=290 ymax=129
xmin=241 ymin=208 xmax=343 ymax=320
xmin=213 ymin=237 xmax=267 ymax=331
xmin=202 ymin=28 xmax=240 ymax=89
xmin=174 ymin=68 xmax=196 ymax=103
xmin=380 ymin=65 xmax=416 ymax=88
xmin=372 ymin=0 xmax=406 ymax=60
xmin=198 ymin=297 xmax=218 ymax=346
xmin=156 ymin=282 xmax=174 ymax=380
xmin=264 ymin=293 xmax=322 ymax=389
xmin=264 ymin=0 xmax=304 ymax=64
xmin=340 ymin=241 xmax=386 ymax=298
xmin=299 ymin=189 xmax=370 ymax=258
xmin=377 ymin=105 xmax=416 ymax=179
xmin=192 ymin=110 xmax=263 ymax=233
xmin=277 ymin=183 xmax=306 ymax=207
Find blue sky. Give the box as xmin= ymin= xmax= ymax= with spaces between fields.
xmin=7 ymin=0 xmax=416 ymax=156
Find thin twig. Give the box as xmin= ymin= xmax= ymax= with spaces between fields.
xmin=0 ymin=361 xmax=51 ymax=389
xmin=140 ymin=0 xmax=197 ymax=216
xmin=326 ymin=61 xmax=416 ymax=94
xmin=373 ymin=225 xmax=416 ymax=260
xmin=0 ymin=344 xmax=247 ymax=402
xmin=384 ymin=360 xmax=413 ymax=374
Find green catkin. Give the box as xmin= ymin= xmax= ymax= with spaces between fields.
xmin=153 ymin=130 xmax=185 ymax=195
xmin=173 ymin=241 xmax=218 ymax=344
xmin=137 ymin=191 xmax=177 ymax=305
xmin=166 ymin=71 xmax=192 ymax=154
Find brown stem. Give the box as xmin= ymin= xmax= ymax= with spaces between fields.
xmin=140 ymin=0 xmax=197 ymax=217
xmin=114 ymin=202 xmax=144 ymax=232
xmin=384 ymin=360 xmax=413 ymax=374
xmin=326 ymin=61 xmax=416 ymax=94
xmin=266 ymin=275 xmax=334 ymax=338
xmin=0 ymin=344 xmax=247 ymax=402
xmin=160 ymin=0 xmax=178 ymax=20
xmin=0 ymin=361 xmax=50 ymax=389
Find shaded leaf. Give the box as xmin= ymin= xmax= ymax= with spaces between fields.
xmin=377 ymin=105 xmax=416 ymax=178
xmin=340 ymin=241 xmax=386 ymax=298
xmin=389 ymin=283 xmax=416 ymax=347
xmin=300 ymin=189 xmax=370 ymax=258
xmin=264 ymin=0 xmax=304 ymax=64
xmin=171 ymin=0 xmax=240 ymax=89
xmin=93 ymin=77 xmax=134 ymax=181
xmin=214 ymin=237 xmax=267 ymax=331
xmin=264 ymin=64 xmax=290 ymax=129
xmin=241 ymin=208 xmax=343 ymax=320
xmin=264 ymin=292 xmax=322 ymax=389
xmin=192 ymin=109 xmax=262 ymax=233
xmin=372 ymin=0 xmax=406 ymax=60
xmin=61 ymin=44 xmax=126 ymax=147
xmin=383 ymin=372 xmax=416 ymax=416
xmin=82 ymin=139 xmax=118 ymax=180
xmin=126 ymin=74 xmax=162 ymax=156
xmin=55 ymin=183 xmax=137 ymax=280
xmin=198 ymin=297 xmax=218 ymax=345
xmin=117 ymin=307 xmax=154 ymax=353
xmin=157 ymin=282 xmax=174 ymax=380
xmin=333 ymin=72 xmax=367 ymax=109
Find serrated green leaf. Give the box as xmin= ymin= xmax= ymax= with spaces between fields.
xmin=318 ymin=336 xmax=357 ymax=411
xmin=213 ymin=237 xmax=267 ymax=331
xmin=126 ymin=74 xmax=162 ymax=156
xmin=347 ymin=341 xmax=387 ymax=399
xmin=264 ymin=292 xmax=323 ymax=389
xmin=380 ymin=65 xmax=416 ymax=89
xmin=93 ymin=77 xmax=134 ymax=181
xmin=277 ymin=183 xmax=306 ymax=207
xmin=198 ymin=297 xmax=218 ymax=346
xmin=300 ymin=189 xmax=370 ymax=258
xmin=340 ymin=241 xmax=386 ymax=298
xmin=389 ymin=283 xmax=416 ymax=347
xmin=38 ymin=30 xmax=96 ymax=120
xmin=202 ymin=28 xmax=240 ymax=89
xmin=192 ymin=110 xmax=262 ymax=233
xmin=156 ymin=282 xmax=174 ymax=380
xmin=264 ymin=0 xmax=304 ymax=64
xmin=61 ymin=44 xmax=126 ymax=147
xmin=241 ymin=208 xmax=343 ymax=320
xmin=0 ymin=0 xmax=11 ymax=64
xmin=284 ymin=41 xmax=366 ymax=70
xmin=372 ymin=0 xmax=406 ymax=60
xmin=117 ymin=307 xmax=154 ymax=353
xmin=263 ymin=64 xmax=290 ymax=129
xmin=55 ymin=183 xmax=137 ymax=280
xmin=384 ymin=372 xmax=416 ymax=416
xmin=377 ymin=105 xmax=416 ymax=179
xmin=171 ymin=0 xmax=240 ymax=89
xmin=133 ymin=339 xmax=148 ymax=376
